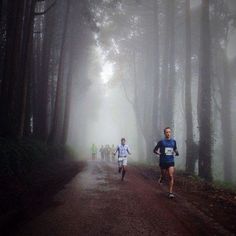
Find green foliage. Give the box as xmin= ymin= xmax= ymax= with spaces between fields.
xmin=212 ymin=180 xmax=236 ymax=192
xmin=0 ymin=138 xmax=75 ymax=178
xmin=0 ymin=138 xmax=80 ymax=219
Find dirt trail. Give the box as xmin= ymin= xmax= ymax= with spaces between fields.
xmin=13 ymin=161 xmax=234 ymax=236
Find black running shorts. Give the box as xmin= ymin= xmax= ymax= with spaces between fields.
xmin=159 ymin=162 xmax=175 ymax=169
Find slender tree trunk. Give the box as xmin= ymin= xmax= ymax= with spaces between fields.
xmin=185 ymin=0 xmax=195 ymax=173
xmin=159 ymin=0 xmax=175 ymax=129
xmin=61 ymin=44 xmax=73 ymax=145
xmin=152 ymin=0 xmax=161 ymax=141
xmin=35 ymin=6 xmax=54 ymax=141
xmin=221 ymin=50 xmax=232 ymax=181
xmin=166 ymin=0 xmax=175 ymax=128
xmin=48 ymin=0 xmax=71 ymax=145
xmin=19 ymin=0 xmax=36 ymax=138
xmin=198 ymin=0 xmax=212 ymax=180
xmin=32 ymin=11 xmax=43 ymax=137
xmin=159 ymin=0 xmax=170 ymax=128
xmin=0 ymin=0 xmax=34 ymax=138
xmin=0 ymin=0 xmax=2 ymax=20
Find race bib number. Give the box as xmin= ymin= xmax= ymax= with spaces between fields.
xmin=165 ymin=147 xmax=173 ymax=156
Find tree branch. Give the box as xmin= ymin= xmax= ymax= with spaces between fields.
xmin=122 ymin=79 xmax=134 ymax=106
xmin=212 ymin=95 xmax=221 ymax=113
xmin=35 ymin=0 xmax=57 ymax=16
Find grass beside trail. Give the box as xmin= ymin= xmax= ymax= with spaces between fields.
xmin=0 ymin=138 xmax=85 ymax=231
xmin=131 ymin=161 xmax=236 ymax=193
xmin=130 ymin=162 xmax=236 ymax=233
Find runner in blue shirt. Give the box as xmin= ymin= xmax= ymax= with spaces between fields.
xmin=153 ymin=127 xmax=179 ymax=198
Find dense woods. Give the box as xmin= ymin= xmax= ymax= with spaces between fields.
xmin=0 ymin=0 xmax=236 ymax=183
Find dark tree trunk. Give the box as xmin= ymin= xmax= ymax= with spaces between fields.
xmin=159 ymin=0 xmax=175 ymax=129
xmin=152 ymin=0 xmax=161 ymax=141
xmin=185 ymin=0 xmax=196 ymax=173
xmin=166 ymin=0 xmax=175 ymax=128
xmin=48 ymin=0 xmax=71 ymax=145
xmin=0 ymin=0 xmax=36 ymax=138
xmin=221 ymin=51 xmax=232 ymax=181
xmin=198 ymin=0 xmax=212 ymax=181
xmin=61 ymin=46 xmax=73 ymax=145
xmin=35 ymin=5 xmax=54 ymax=141
xmin=19 ymin=0 xmax=36 ymax=138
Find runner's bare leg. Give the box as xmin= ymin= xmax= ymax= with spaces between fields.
xmin=167 ymin=166 xmax=175 ymax=193
xmin=121 ymin=165 xmax=126 ymax=180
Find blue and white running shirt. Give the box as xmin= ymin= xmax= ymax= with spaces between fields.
xmin=115 ymin=144 xmax=131 ymax=157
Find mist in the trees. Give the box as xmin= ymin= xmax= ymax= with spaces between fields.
xmin=0 ymin=0 xmax=236 ymax=183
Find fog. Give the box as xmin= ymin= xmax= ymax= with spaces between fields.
xmin=64 ymin=0 xmax=236 ymax=183
xmin=1 ymin=0 xmax=235 ymax=183
xmin=68 ymin=44 xmax=143 ymax=160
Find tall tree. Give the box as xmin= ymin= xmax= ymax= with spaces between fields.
xmin=198 ymin=0 xmax=212 ymax=180
xmin=0 ymin=0 xmax=36 ymax=138
xmin=48 ymin=0 xmax=71 ymax=145
xmin=185 ymin=0 xmax=196 ymax=173
xmin=152 ymin=0 xmax=161 ymax=142
xmin=159 ymin=0 xmax=176 ymax=129
xmin=211 ymin=0 xmax=235 ymax=182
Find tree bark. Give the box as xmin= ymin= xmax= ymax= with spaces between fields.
xmin=48 ymin=0 xmax=71 ymax=145
xmin=221 ymin=50 xmax=232 ymax=181
xmin=152 ymin=0 xmax=161 ymax=141
xmin=198 ymin=0 xmax=212 ymax=180
xmin=185 ymin=0 xmax=196 ymax=173
xmin=159 ymin=0 xmax=175 ymax=129
xmin=0 ymin=0 xmax=36 ymax=138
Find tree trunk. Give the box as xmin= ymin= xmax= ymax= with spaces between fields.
xmin=48 ymin=0 xmax=71 ymax=145
xmin=198 ymin=0 xmax=212 ymax=181
xmin=166 ymin=0 xmax=175 ymax=128
xmin=221 ymin=50 xmax=232 ymax=181
xmin=61 ymin=44 xmax=73 ymax=145
xmin=152 ymin=0 xmax=161 ymax=141
xmin=19 ymin=0 xmax=36 ymax=138
xmin=159 ymin=0 xmax=175 ymax=129
xmin=185 ymin=0 xmax=196 ymax=173
xmin=35 ymin=4 xmax=54 ymax=141
xmin=0 ymin=0 xmax=36 ymax=138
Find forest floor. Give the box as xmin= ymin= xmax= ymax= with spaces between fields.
xmin=6 ymin=160 xmax=236 ymax=236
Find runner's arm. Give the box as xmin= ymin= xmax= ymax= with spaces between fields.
xmin=153 ymin=142 xmax=161 ymax=155
xmin=174 ymin=141 xmax=179 ymax=156
xmin=113 ymin=146 xmax=118 ymax=156
xmin=127 ymin=146 xmax=131 ymax=155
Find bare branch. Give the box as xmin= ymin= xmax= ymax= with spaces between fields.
xmin=35 ymin=0 xmax=57 ymax=16
xmin=121 ymin=79 xmax=134 ymax=106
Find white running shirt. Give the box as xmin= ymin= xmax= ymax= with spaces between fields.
xmin=115 ymin=144 xmax=131 ymax=157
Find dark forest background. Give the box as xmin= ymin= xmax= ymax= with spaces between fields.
xmin=0 ymin=0 xmax=236 ymax=184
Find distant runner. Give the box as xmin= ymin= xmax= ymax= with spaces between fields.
xmin=104 ymin=145 xmax=111 ymax=162
xmin=99 ymin=145 xmax=105 ymax=161
xmin=111 ymin=144 xmax=116 ymax=162
xmin=113 ymin=138 xmax=131 ymax=181
xmin=91 ymin=144 xmax=97 ymax=160
xmin=153 ymin=127 xmax=179 ymax=199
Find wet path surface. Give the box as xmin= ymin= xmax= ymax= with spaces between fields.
xmin=14 ymin=161 xmax=233 ymax=236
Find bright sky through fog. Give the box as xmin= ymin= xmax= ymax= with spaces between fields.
xmin=95 ymin=39 xmax=115 ymax=84
xmin=100 ymin=61 xmax=114 ymax=84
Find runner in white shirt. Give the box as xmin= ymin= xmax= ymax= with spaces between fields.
xmin=113 ymin=138 xmax=131 ymax=181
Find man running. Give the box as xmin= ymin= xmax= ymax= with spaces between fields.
xmin=113 ymin=138 xmax=131 ymax=181
xmin=111 ymin=144 xmax=116 ymax=162
xmin=99 ymin=145 xmax=105 ymax=161
xmin=91 ymin=144 xmax=97 ymax=161
xmin=153 ymin=127 xmax=179 ymax=198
